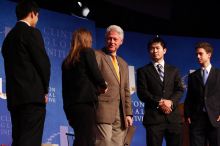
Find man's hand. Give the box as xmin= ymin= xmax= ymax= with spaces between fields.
xmin=45 ymin=94 xmax=48 ymax=104
xmin=186 ymin=117 xmax=191 ymax=124
xmin=161 ymin=99 xmax=173 ymax=108
xmin=159 ymin=99 xmax=172 ymax=114
xmin=217 ymin=115 xmax=220 ymax=122
xmin=98 ymin=86 xmax=108 ymax=94
xmin=125 ymin=116 xmax=133 ymax=128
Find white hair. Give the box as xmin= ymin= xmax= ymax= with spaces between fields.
xmin=105 ymin=25 xmax=124 ymax=40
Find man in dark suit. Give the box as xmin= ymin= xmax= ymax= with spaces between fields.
xmin=137 ymin=37 xmax=184 ymax=146
xmin=1 ymin=1 xmax=51 ymax=146
xmin=184 ymin=42 xmax=220 ymax=146
xmin=95 ymin=25 xmax=133 ymax=146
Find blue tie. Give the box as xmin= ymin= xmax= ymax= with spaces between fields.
xmin=203 ymin=69 xmax=208 ymax=84
xmin=157 ymin=64 xmax=164 ymax=82
xmin=202 ymin=69 xmax=208 ymax=112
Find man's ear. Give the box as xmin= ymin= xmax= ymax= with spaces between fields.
xmin=30 ymin=11 xmax=35 ymax=18
xmin=120 ymin=39 xmax=123 ymax=45
xmin=163 ymin=48 xmax=167 ymax=55
xmin=208 ymin=52 xmax=212 ymax=58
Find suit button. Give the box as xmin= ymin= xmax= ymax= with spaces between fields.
xmin=204 ymin=97 xmax=207 ymax=100
xmin=163 ymin=90 xmax=165 ymax=93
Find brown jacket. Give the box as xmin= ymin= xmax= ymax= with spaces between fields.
xmin=95 ymin=49 xmax=133 ymax=127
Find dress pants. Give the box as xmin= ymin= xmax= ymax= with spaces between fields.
xmin=145 ymin=122 xmax=182 ymax=146
xmin=68 ymin=103 xmax=97 ymax=146
xmin=10 ymin=103 xmax=46 ymax=146
xmin=189 ymin=112 xmax=220 ymax=146
xmin=95 ymin=105 xmax=126 ymax=146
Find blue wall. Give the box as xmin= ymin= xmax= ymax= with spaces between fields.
xmin=1 ymin=0 xmax=220 ymax=145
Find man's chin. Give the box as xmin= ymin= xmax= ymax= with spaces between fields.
xmin=198 ymin=61 xmax=202 ymax=64
xmin=107 ymin=48 xmax=116 ymax=53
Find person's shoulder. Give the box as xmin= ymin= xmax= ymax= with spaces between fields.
xmin=16 ymin=22 xmax=38 ymax=32
xmin=137 ymin=63 xmax=152 ymax=72
xmin=212 ymin=66 xmax=220 ymax=71
xmin=80 ymin=48 xmax=96 ymax=59
xmin=94 ymin=49 xmax=106 ymax=58
xmin=216 ymin=68 xmax=220 ymax=73
xmin=117 ymin=56 xmax=127 ymax=64
xmin=188 ymin=69 xmax=200 ymax=78
xmin=3 ymin=23 xmax=24 ymax=42
xmin=165 ymin=63 xmax=181 ymax=72
xmin=165 ymin=63 xmax=177 ymax=69
xmin=8 ymin=22 xmax=26 ymax=34
xmin=117 ymin=56 xmax=130 ymax=68
xmin=81 ymin=48 xmax=94 ymax=54
xmin=30 ymin=27 xmax=42 ymax=35
xmin=16 ymin=21 xmax=28 ymax=28
xmin=212 ymin=66 xmax=220 ymax=74
xmin=95 ymin=49 xmax=104 ymax=54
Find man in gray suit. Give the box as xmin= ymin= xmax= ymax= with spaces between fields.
xmin=95 ymin=25 xmax=133 ymax=146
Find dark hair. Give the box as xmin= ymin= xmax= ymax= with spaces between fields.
xmin=195 ymin=42 xmax=213 ymax=54
xmin=147 ymin=37 xmax=166 ymax=50
xmin=16 ymin=0 xmax=39 ymax=21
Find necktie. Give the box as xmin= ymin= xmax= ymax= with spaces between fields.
xmin=202 ymin=69 xmax=208 ymax=112
xmin=111 ymin=56 xmax=120 ymax=81
xmin=157 ymin=64 xmax=164 ymax=82
xmin=203 ymin=69 xmax=208 ymax=84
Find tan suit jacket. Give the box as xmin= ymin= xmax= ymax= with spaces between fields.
xmin=95 ymin=49 xmax=132 ymax=128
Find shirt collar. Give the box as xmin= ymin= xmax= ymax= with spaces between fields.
xmin=19 ymin=20 xmax=31 ymax=26
xmin=202 ymin=64 xmax=212 ymax=73
xmin=153 ymin=60 xmax=165 ymax=68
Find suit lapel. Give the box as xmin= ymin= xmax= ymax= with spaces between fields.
xmin=163 ymin=64 xmax=169 ymax=87
xmin=148 ymin=63 xmax=163 ymax=86
xmin=164 ymin=64 xmax=176 ymax=88
xmin=102 ymin=52 xmax=120 ymax=84
xmin=118 ymin=57 xmax=123 ymax=83
xmin=205 ymin=67 xmax=215 ymax=94
xmin=195 ymin=69 xmax=204 ymax=86
xmin=206 ymin=67 xmax=214 ymax=85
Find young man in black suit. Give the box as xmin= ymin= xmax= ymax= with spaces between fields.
xmin=137 ymin=37 xmax=184 ymax=146
xmin=1 ymin=1 xmax=50 ymax=146
xmin=184 ymin=42 xmax=220 ymax=146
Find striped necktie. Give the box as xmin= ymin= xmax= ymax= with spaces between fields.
xmin=157 ymin=64 xmax=164 ymax=82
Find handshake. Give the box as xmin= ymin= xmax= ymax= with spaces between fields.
xmin=158 ymin=99 xmax=173 ymax=114
xmin=97 ymin=81 xmax=108 ymax=94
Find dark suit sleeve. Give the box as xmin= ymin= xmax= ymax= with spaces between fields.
xmin=184 ymin=74 xmax=192 ymax=119
xmin=137 ymin=68 xmax=161 ymax=104
xmin=84 ymin=49 xmax=107 ymax=89
xmin=170 ymin=68 xmax=184 ymax=109
xmin=28 ymin=28 xmax=51 ymax=93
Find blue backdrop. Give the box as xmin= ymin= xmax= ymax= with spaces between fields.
xmin=1 ymin=0 xmax=220 ymax=145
